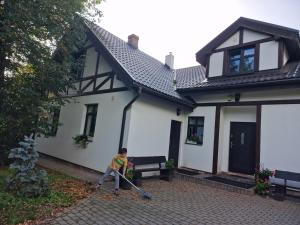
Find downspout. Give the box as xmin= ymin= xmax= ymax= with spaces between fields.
xmin=118 ymin=87 xmax=142 ymax=152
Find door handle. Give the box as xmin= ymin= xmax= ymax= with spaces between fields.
xmin=230 ymin=141 xmax=233 ymax=149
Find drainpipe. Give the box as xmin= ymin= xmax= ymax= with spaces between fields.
xmin=118 ymin=87 xmax=142 ymax=152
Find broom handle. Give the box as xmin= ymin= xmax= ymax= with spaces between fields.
xmin=115 ymin=170 xmax=141 ymax=191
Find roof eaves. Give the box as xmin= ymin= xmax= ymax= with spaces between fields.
xmin=177 ymin=77 xmax=300 ymax=93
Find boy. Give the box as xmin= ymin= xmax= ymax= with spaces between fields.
xmin=96 ymin=148 xmax=128 ymax=196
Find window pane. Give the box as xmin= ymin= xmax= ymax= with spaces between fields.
xmin=197 ymin=118 xmax=204 ymax=126
xmin=87 ymin=106 xmax=94 ymax=113
xmin=229 ymin=46 xmax=255 ymax=74
xmin=51 ymin=108 xmax=60 ymax=136
xmin=84 ymin=104 xmax=98 ymax=137
xmin=230 ymin=59 xmax=240 ymax=73
xmin=89 ymin=115 xmax=97 ymax=137
xmin=242 ymin=56 xmax=254 ymax=72
xmin=189 ymin=118 xmax=196 ymax=125
xmin=84 ymin=115 xmax=92 ymax=136
xmin=244 ymin=48 xmax=254 ymax=56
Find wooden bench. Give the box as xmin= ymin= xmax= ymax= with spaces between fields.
xmin=128 ymin=156 xmax=166 ymax=178
xmin=270 ymin=170 xmax=300 ymax=200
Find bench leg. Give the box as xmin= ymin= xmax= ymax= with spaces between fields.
xmin=284 ymin=179 xmax=287 ymax=195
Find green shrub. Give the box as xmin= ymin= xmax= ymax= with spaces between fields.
xmin=72 ymin=134 xmax=89 ymax=148
xmin=165 ymin=159 xmax=175 ymax=169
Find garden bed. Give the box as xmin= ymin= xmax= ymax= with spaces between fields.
xmin=0 ymin=167 xmax=94 ymax=225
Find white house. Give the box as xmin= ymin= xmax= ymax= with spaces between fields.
xmin=37 ymin=17 xmax=300 ymax=176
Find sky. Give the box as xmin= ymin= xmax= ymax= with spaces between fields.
xmin=98 ymin=0 xmax=300 ymax=69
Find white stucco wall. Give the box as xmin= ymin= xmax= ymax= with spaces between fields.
xmin=242 ymin=29 xmax=270 ymax=43
xmin=261 ymin=104 xmax=300 ymax=173
xmin=216 ymin=31 xmax=239 ymax=49
xmin=259 ymin=41 xmax=279 ymax=71
xmin=218 ymin=106 xmax=256 ymax=173
xmin=208 ymin=52 xmax=224 ymax=77
xmin=83 ymin=47 xmax=98 ymax=77
xmin=83 ymin=47 xmax=113 ymax=78
xmin=98 ymin=55 xmax=112 ymax=74
xmin=181 ymin=106 xmax=216 ymax=172
xmin=126 ymin=95 xmax=186 ymax=162
xmin=36 ymin=90 xmax=135 ymax=173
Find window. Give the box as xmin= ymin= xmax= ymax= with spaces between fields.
xmin=48 ymin=107 xmax=60 ymax=136
xmin=229 ymin=46 xmax=255 ymax=74
xmin=186 ymin=117 xmax=204 ymax=145
xmin=84 ymin=104 xmax=98 ymax=137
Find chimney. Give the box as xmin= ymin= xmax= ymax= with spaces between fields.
xmin=165 ymin=52 xmax=174 ymax=70
xmin=128 ymin=34 xmax=139 ymax=49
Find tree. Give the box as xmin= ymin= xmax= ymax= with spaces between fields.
xmin=0 ymin=0 xmax=102 ymax=165
xmin=6 ymin=134 xmax=49 ymax=197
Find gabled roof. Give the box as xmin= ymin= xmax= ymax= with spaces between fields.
xmin=196 ymin=17 xmax=300 ymax=66
xmin=83 ymin=20 xmax=205 ymax=108
xmin=177 ymin=61 xmax=300 ymax=92
xmin=175 ymin=65 xmax=206 ymax=89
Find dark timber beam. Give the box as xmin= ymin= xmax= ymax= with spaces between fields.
xmin=255 ymin=105 xmax=261 ymax=170
xmin=212 ymin=105 xmax=221 ymax=174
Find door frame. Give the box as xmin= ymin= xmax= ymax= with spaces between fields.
xmin=212 ymin=105 xmax=261 ymax=174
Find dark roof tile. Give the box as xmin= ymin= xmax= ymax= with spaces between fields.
xmin=85 ymin=20 xmax=198 ymax=104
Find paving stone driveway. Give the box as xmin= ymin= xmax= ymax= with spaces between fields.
xmin=49 ymin=179 xmax=300 ymax=225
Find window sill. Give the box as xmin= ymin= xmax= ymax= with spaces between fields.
xmin=87 ymin=137 xmax=94 ymax=142
xmin=185 ymin=141 xmax=203 ymax=146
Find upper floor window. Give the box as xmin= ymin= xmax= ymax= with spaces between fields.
xmin=229 ymin=46 xmax=255 ymax=74
xmin=84 ymin=104 xmax=98 ymax=137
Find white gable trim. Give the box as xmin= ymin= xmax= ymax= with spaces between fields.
xmin=216 ymin=31 xmax=240 ymax=49
xmin=243 ymin=29 xmax=271 ymax=43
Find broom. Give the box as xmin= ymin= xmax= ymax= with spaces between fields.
xmin=116 ymin=171 xmax=152 ymax=200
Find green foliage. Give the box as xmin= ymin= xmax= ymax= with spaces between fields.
xmin=0 ymin=168 xmax=76 ymax=225
xmin=255 ymin=168 xmax=273 ymax=182
xmin=6 ymin=135 xmax=49 ymax=197
xmin=73 ymin=134 xmax=90 ymax=148
xmin=165 ymin=159 xmax=175 ymax=169
xmin=0 ymin=0 xmax=103 ymax=166
xmin=126 ymin=168 xmax=135 ymax=180
xmin=255 ymin=182 xmax=269 ymax=196
xmin=254 ymin=167 xmax=273 ymax=196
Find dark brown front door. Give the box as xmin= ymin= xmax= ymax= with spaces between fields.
xmin=229 ymin=122 xmax=256 ymax=175
xmin=168 ymin=120 xmax=181 ymax=167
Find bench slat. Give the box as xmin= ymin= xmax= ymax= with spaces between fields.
xmin=128 ymin=156 xmax=166 ymax=165
xmin=275 ymin=170 xmax=300 ymax=182
xmin=135 ymin=168 xmax=161 ymax=172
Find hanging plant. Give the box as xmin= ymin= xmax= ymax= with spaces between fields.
xmin=72 ymin=134 xmax=90 ymax=148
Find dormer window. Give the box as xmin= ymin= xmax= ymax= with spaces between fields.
xmin=229 ymin=46 xmax=255 ymax=74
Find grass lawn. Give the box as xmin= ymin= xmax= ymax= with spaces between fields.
xmin=0 ymin=167 xmax=94 ymax=225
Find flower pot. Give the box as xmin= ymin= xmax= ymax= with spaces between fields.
xmin=160 ymin=168 xmax=174 ymax=181
xmin=120 ymin=177 xmax=132 ymax=190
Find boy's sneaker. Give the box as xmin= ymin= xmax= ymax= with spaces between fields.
xmin=113 ymin=189 xmax=120 ymax=196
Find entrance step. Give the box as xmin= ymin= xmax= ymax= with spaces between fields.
xmin=175 ymin=171 xmax=255 ymax=196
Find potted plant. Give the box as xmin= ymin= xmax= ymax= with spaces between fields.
xmin=160 ymin=159 xmax=175 ymax=181
xmin=255 ymin=168 xmax=273 ymax=183
xmin=254 ymin=167 xmax=273 ymax=196
xmin=132 ymin=170 xmax=142 ymax=187
xmin=72 ymin=134 xmax=90 ymax=148
xmin=120 ymin=163 xmax=135 ymax=190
